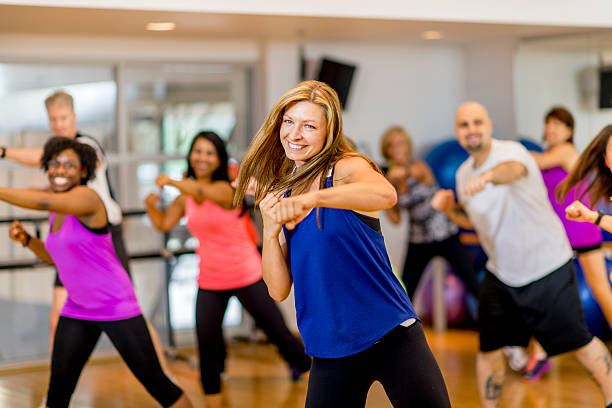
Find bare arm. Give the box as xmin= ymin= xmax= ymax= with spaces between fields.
xmin=156 ymin=174 xmax=234 ymax=209
xmin=0 ymin=186 xmax=99 ymax=215
xmin=259 ymin=193 xmax=293 ymax=301
xmin=464 ymin=161 xmax=528 ymax=196
xmin=9 ymin=221 xmax=54 ymax=264
xmin=431 ymin=189 xmax=474 ymax=230
xmin=3 ymin=147 xmax=44 ymax=167
xmin=409 ymin=160 xmax=436 ymax=185
xmin=144 ymin=193 xmax=186 ymax=232
xmin=530 ymin=144 xmax=578 ymax=172
xmin=566 ymin=200 xmax=612 ymax=233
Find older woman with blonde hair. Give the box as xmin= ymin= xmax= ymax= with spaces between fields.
xmin=380 ymin=126 xmax=479 ymax=300
xmin=234 ymin=80 xmax=450 ymax=408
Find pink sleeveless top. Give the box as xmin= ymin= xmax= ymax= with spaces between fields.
xmin=185 ymin=197 xmax=262 ymax=290
xmin=45 ymin=213 xmax=142 ymax=321
xmin=541 ymin=167 xmax=602 ymax=249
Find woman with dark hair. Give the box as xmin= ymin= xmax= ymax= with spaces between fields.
xmin=529 ymin=110 xmax=612 ymax=380
xmin=234 ymin=81 xmax=450 ymax=408
xmin=145 ymin=131 xmax=311 ymax=408
xmin=4 ymin=137 xmax=192 ymax=408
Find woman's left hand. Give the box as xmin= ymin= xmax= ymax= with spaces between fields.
xmin=273 ymin=193 xmax=318 ymax=230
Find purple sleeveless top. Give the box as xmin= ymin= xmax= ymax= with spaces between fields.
xmin=541 ymin=166 xmax=602 ymax=249
xmin=45 ymin=213 xmax=141 ymax=321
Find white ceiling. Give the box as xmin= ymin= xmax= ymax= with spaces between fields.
xmin=0 ymin=5 xmax=609 ymax=44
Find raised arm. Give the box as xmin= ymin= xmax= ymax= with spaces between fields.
xmin=530 ymin=143 xmax=578 ymax=172
xmin=565 ymin=200 xmax=612 ymax=233
xmin=156 ymin=174 xmax=234 ymax=209
xmin=2 ymin=147 xmax=44 ymax=167
xmin=431 ymin=189 xmax=474 ymax=230
xmin=0 ymin=185 xmax=99 ymax=215
xmin=272 ymin=156 xmax=397 ymax=229
xmin=144 ymin=192 xmax=186 ymax=232
xmin=9 ymin=221 xmax=54 ymax=264
xmin=464 ymin=161 xmax=527 ymax=196
xmin=259 ymin=193 xmax=292 ymax=302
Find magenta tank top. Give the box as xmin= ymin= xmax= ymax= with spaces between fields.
xmin=45 ymin=213 xmax=142 ymax=320
xmin=185 ymin=197 xmax=262 ymax=290
xmin=541 ymin=166 xmax=602 ymax=249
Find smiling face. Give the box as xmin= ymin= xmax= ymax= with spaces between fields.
xmin=455 ymin=102 xmax=493 ymax=155
xmin=47 ymin=103 xmax=78 ymax=139
xmin=189 ymin=137 xmax=220 ymax=180
xmin=47 ymin=148 xmax=86 ymax=192
xmin=385 ymin=131 xmax=411 ymax=166
xmin=279 ymin=101 xmax=328 ymax=167
xmin=544 ymin=117 xmax=573 ymax=148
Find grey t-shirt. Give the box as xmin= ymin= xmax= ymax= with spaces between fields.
xmin=456 ymin=139 xmax=572 ymax=286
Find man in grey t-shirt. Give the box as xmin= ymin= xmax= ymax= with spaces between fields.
xmin=432 ymin=101 xmax=612 ymax=408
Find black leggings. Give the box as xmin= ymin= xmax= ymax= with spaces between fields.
xmin=402 ymin=233 xmax=480 ymax=299
xmin=305 ymin=321 xmax=451 ymax=408
xmin=47 ymin=315 xmax=183 ymax=408
xmin=196 ymin=279 xmax=311 ymax=394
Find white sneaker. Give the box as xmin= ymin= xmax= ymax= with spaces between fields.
xmin=503 ymin=346 xmax=528 ymax=371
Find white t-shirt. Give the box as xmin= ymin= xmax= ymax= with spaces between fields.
xmin=456 ymin=139 xmax=572 ymax=287
xmin=76 ymin=135 xmax=123 ymax=225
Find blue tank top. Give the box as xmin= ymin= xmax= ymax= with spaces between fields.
xmin=283 ymin=173 xmax=417 ymax=358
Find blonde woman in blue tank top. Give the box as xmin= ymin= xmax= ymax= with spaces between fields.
xmin=234 ymin=80 xmax=451 ymax=408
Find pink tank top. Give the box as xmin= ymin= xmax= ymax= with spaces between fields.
xmin=45 ymin=213 xmax=142 ymax=320
xmin=541 ymin=167 xmax=602 ymax=249
xmin=185 ymin=197 xmax=262 ymax=290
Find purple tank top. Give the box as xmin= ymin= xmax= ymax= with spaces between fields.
xmin=45 ymin=213 xmax=141 ymax=320
xmin=541 ymin=166 xmax=602 ymax=249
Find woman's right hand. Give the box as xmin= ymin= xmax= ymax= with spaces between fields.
xmin=9 ymin=220 xmax=28 ymax=245
xmin=565 ymin=200 xmax=597 ymax=223
xmin=145 ymin=192 xmax=161 ymax=209
xmin=431 ymin=189 xmax=455 ymax=212
xmin=258 ymin=192 xmax=283 ymax=239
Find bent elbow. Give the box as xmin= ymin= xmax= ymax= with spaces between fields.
xmin=268 ymin=286 xmax=289 ymax=303
xmin=382 ymin=187 xmax=398 ymax=209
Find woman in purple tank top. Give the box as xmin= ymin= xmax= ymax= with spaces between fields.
xmin=529 ymin=107 xmax=612 ymax=380
xmin=2 ymin=137 xmax=192 ymax=408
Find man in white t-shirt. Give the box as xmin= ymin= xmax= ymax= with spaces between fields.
xmin=432 ymin=101 xmax=612 ymax=408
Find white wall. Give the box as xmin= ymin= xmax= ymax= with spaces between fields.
xmin=515 ymin=39 xmax=612 ymax=152
xmin=264 ymin=40 xmax=467 ymax=162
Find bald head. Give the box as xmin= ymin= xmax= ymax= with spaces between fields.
xmin=455 ymin=101 xmax=493 ymax=155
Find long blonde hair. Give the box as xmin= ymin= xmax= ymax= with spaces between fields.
xmin=234 ymin=80 xmax=378 ymax=205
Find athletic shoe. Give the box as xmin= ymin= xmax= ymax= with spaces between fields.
xmin=523 ymin=357 xmax=550 ymax=381
xmin=503 ymin=346 xmax=528 ymax=372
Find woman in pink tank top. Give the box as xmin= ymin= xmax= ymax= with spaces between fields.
xmin=145 ymin=131 xmax=311 ymax=408
xmin=1 ymin=137 xmax=192 ymax=408
xmin=529 ymin=107 xmax=612 ymax=380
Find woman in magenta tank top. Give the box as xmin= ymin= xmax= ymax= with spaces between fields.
xmin=529 ymin=107 xmax=612 ymax=379
xmin=145 ymin=131 xmax=311 ymax=408
xmin=3 ymin=137 xmax=192 ymax=408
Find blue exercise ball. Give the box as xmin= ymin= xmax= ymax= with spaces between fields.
xmin=424 ymin=140 xmax=469 ymax=191
xmin=518 ymin=138 xmax=543 ymax=153
xmin=574 ymin=258 xmax=612 ymax=340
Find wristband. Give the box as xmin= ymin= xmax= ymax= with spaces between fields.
xmin=594 ymin=210 xmax=605 ymax=226
xmin=22 ymin=234 xmax=31 ymax=247
xmin=0 ymin=147 xmax=6 ymax=159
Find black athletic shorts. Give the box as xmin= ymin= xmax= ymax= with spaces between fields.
xmin=478 ymin=259 xmax=593 ymax=356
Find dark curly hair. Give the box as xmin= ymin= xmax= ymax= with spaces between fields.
xmin=40 ymin=136 xmax=98 ymax=185
xmin=185 ymin=131 xmax=229 ymax=182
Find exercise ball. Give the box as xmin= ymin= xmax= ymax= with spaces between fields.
xmin=574 ymin=258 xmax=612 ymax=340
xmin=518 ymin=138 xmax=543 ymax=153
xmin=424 ymin=140 xmax=469 ymax=191
xmin=418 ymin=269 xmax=469 ymax=326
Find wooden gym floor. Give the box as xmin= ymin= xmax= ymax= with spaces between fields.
xmin=0 ymin=327 xmax=605 ymax=407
